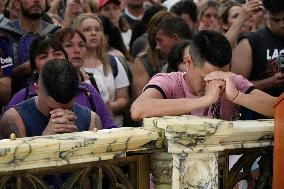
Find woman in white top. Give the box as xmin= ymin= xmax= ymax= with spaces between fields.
xmin=73 ymin=13 xmax=130 ymax=127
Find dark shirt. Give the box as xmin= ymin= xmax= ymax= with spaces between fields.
xmin=245 ymin=26 xmax=284 ymax=97
xmin=14 ymin=97 xmax=91 ymax=137
xmin=7 ymin=82 xmax=117 ymax=129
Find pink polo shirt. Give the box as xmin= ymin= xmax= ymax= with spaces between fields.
xmin=144 ymin=72 xmax=254 ymax=121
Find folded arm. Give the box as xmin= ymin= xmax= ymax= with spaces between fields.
xmin=130 ymin=88 xmax=214 ymax=121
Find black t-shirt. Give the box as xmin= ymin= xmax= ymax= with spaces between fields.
xmin=238 ymin=27 xmax=284 ymax=120
xmin=245 ymin=26 xmax=284 ymax=97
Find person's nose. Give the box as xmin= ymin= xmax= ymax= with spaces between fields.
xmin=209 ymin=16 xmax=217 ymax=23
xmin=155 ymin=42 xmax=160 ymax=50
xmin=47 ymin=53 xmax=58 ymax=61
xmin=73 ymin=45 xmax=81 ymax=53
xmin=91 ymin=29 xmax=98 ymax=35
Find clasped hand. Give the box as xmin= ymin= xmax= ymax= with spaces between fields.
xmin=204 ymin=71 xmax=239 ymax=104
xmin=42 ymin=108 xmax=78 ymax=135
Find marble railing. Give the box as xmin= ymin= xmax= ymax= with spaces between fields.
xmin=0 ymin=127 xmax=163 ymax=189
xmin=145 ymin=115 xmax=274 ymax=189
xmin=0 ymin=116 xmax=274 ymax=189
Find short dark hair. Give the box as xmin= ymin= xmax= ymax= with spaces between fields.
xmin=190 ymin=30 xmax=232 ymax=67
xmin=156 ymin=17 xmax=193 ymax=40
xmin=29 ymin=35 xmax=68 ymax=76
xmin=263 ymin=0 xmax=284 ymax=14
xmin=170 ymin=0 xmax=198 ymax=23
xmin=40 ymin=59 xmax=79 ymax=104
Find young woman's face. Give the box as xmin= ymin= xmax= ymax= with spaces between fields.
xmin=80 ymin=18 xmax=103 ymax=49
xmin=63 ymin=33 xmax=86 ymax=69
xmin=100 ymin=2 xmax=121 ymax=25
xmin=35 ymin=47 xmax=66 ymax=73
xmin=227 ymin=5 xmax=252 ymax=33
xmin=200 ymin=7 xmax=219 ymax=29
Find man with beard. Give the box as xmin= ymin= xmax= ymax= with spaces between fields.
xmin=0 ymin=0 xmax=60 ymax=111
xmin=122 ymin=0 xmax=145 ymax=28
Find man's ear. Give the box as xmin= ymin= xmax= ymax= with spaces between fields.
xmin=187 ymin=55 xmax=194 ymax=69
xmin=34 ymin=83 xmax=40 ymax=95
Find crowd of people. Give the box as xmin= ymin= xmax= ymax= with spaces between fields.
xmin=0 ymin=0 xmax=282 ymax=136
xmin=0 ymin=0 xmax=282 ymax=188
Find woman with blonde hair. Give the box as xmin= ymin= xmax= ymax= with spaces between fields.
xmin=72 ymin=13 xmax=130 ymax=127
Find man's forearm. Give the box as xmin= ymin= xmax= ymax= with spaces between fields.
xmin=131 ymin=97 xmax=212 ymax=121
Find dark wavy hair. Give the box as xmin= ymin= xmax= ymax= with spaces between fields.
xmin=29 ymin=34 xmax=68 ymax=79
xmin=170 ymin=0 xmax=198 ymax=23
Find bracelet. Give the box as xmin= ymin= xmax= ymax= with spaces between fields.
xmin=231 ymin=91 xmax=240 ymax=102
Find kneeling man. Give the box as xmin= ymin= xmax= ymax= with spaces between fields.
xmin=0 ymin=59 xmax=101 ymax=138
xmin=131 ymin=30 xmax=276 ymax=121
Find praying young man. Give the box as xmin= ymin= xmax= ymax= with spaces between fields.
xmin=0 ymin=59 xmax=101 ymax=139
xmin=131 ymin=30 xmax=276 ymax=121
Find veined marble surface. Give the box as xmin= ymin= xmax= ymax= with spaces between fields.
xmin=145 ymin=116 xmax=274 ymax=189
xmin=0 ymin=127 xmax=162 ymax=172
xmin=144 ymin=115 xmax=274 ymax=153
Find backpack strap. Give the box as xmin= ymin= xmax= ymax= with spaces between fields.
xmin=108 ymin=54 xmax=118 ymax=78
xmin=81 ymin=85 xmax=96 ymax=112
xmin=85 ymin=72 xmax=100 ymax=94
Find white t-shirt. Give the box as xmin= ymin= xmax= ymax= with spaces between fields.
xmin=82 ymin=72 xmax=110 ymax=103
xmin=121 ymin=29 xmax=132 ymax=50
xmin=83 ymin=57 xmax=130 ymax=127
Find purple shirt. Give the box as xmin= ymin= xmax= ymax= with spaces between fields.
xmin=7 ymin=82 xmax=117 ymax=129
xmin=144 ymin=72 xmax=255 ymax=121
